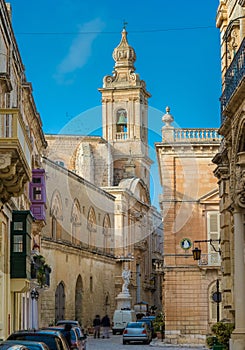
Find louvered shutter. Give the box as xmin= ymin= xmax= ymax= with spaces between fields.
xmin=207 ymin=211 xmax=220 ymax=265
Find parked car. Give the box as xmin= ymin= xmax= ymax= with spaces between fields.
xmin=122 ymin=321 xmax=152 ymax=345
xmin=56 ymin=320 xmax=80 ymax=328
xmin=43 ymin=326 xmax=86 ymax=350
xmin=136 ymin=316 xmax=155 ymax=338
xmin=0 ymin=340 xmax=49 ymax=350
xmin=7 ymin=329 xmax=70 ymax=350
xmin=0 ymin=343 xmax=29 ymax=350
xmin=72 ymin=327 xmax=87 ymax=350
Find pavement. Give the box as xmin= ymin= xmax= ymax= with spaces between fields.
xmin=150 ymin=338 xmax=208 ymax=349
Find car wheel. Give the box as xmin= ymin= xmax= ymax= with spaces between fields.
xmin=112 ymin=330 xmax=116 ymax=335
xmin=123 ymin=340 xmax=127 ymax=345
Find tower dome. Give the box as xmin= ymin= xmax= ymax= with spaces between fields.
xmin=112 ymin=28 xmax=136 ymax=70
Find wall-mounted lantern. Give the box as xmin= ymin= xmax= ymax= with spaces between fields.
xmin=192 ymin=239 xmax=221 ymax=261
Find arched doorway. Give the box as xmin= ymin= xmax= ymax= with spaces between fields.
xmin=75 ymin=275 xmax=83 ymax=325
xmin=55 ymin=282 xmax=65 ymax=323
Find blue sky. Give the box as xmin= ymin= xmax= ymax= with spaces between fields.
xmin=8 ymin=0 xmax=221 ymax=208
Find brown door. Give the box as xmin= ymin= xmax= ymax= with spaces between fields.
xmin=55 ymin=282 xmax=65 ymax=323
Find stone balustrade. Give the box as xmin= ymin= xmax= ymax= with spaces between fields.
xmin=173 ymin=128 xmax=222 ymax=142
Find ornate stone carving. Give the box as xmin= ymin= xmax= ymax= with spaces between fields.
xmin=235 ymin=167 xmax=245 ymax=208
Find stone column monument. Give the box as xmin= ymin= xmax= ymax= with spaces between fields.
xmin=115 ymin=266 xmax=132 ymax=310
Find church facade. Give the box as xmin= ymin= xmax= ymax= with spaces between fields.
xmin=41 ymin=28 xmax=163 ymax=328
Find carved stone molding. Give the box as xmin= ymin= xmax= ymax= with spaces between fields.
xmin=235 ymin=152 xmax=245 ymax=208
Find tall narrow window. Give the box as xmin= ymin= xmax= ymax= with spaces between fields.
xmin=207 ymin=211 xmax=220 ymax=266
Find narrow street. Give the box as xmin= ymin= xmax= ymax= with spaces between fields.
xmin=86 ymin=333 xmax=208 ymax=350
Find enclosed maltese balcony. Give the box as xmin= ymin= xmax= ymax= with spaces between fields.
xmin=0 ymin=108 xmax=32 ymax=203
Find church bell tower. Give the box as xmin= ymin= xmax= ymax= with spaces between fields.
xmin=98 ymin=27 xmax=152 ymax=189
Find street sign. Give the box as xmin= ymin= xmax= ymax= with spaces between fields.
xmin=212 ymin=292 xmax=222 ymax=303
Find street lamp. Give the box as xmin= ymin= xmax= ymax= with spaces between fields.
xmin=223 ymin=15 xmax=245 ymax=70
xmin=30 ymin=288 xmax=39 ymax=300
xmin=192 ymin=239 xmax=221 ymax=261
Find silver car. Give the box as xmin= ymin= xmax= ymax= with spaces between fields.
xmin=122 ymin=321 xmax=152 ymax=345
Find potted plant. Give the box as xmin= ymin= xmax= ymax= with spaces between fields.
xmin=153 ymin=313 xmax=165 ymax=340
xmin=206 ymin=321 xmax=234 ymax=349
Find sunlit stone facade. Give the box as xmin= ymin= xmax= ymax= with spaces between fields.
xmin=156 ymin=109 xmax=221 ymax=344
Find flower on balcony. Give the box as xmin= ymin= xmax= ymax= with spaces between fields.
xmin=31 ymin=255 xmax=51 ymax=288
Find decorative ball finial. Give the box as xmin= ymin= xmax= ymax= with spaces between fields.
xmin=162 ymin=106 xmax=174 ymax=127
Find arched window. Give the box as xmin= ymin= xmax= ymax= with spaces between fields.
xmin=103 ymin=214 xmax=112 ymax=253
xmin=116 ymin=108 xmax=128 ymax=139
xmin=209 ymin=280 xmax=222 ymax=323
xmin=50 ymin=191 xmax=63 ymax=240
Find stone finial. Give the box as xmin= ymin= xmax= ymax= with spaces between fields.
xmin=162 ymin=106 xmax=174 ymax=127
xmin=112 ymin=28 xmax=136 ymax=70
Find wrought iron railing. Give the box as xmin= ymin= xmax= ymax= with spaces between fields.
xmin=198 ymin=253 xmax=221 ymax=267
xmin=221 ymin=37 xmax=245 ymax=122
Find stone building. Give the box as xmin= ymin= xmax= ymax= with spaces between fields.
xmin=0 ymin=0 xmax=47 ymax=339
xmin=213 ymin=1 xmax=245 ymax=349
xmin=155 ymin=108 xmax=221 ymax=344
xmin=40 ymin=27 xmax=163 ymax=328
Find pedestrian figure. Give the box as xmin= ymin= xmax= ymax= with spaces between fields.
xmin=93 ymin=314 xmax=101 ymax=339
xmin=101 ymin=314 xmax=111 ymax=338
xmin=64 ymin=323 xmax=72 ymax=348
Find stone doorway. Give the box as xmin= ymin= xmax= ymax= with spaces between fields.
xmin=55 ymin=282 xmax=65 ymax=322
xmin=75 ymin=275 xmax=83 ymax=325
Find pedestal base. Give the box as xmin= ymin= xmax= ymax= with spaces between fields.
xmin=116 ymin=292 xmax=132 ymax=310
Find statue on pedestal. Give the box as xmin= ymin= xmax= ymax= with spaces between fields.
xmin=122 ymin=267 xmax=131 ymax=293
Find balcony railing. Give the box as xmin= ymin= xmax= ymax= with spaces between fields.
xmin=0 ymin=109 xmax=32 ymax=202
xmin=0 ymin=109 xmax=32 ymax=170
xmin=198 ymin=253 xmax=221 ymax=267
xmin=173 ymin=128 xmax=221 ymax=142
xmin=115 ymin=132 xmax=128 ymax=140
xmin=221 ymin=37 xmax=245 ymax=122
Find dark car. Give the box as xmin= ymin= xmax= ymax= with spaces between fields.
xmin=56 ymin=321 xmax=80 ymax=328
xmin=0 ymin=343 xmax=29 ymax=350
xmin=43 ymin=326 xmax=86 ymax=350
xmin=137 ymin=316 xmax=155 ymax=338
xmin=72 ymin=327 xmax=87 ymax=350
xmin=122 ymin=321 xmax=152 ymax=345
xmin=7 ymin=329 xmax=70 ymax=350
xmin=0 ymin=340 xmax=49 ymax=350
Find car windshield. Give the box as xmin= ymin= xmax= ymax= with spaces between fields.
xmin=139 ymin=319 xmax=151 ymax=324
xmin=7 ymin=335 xmax=60 ymax=350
